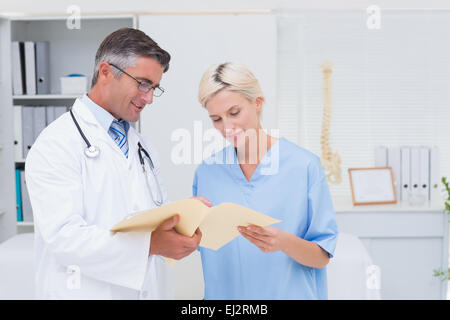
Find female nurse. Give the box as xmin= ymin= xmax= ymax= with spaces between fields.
xmin=193 ymin=62 xmax=338 ymax=299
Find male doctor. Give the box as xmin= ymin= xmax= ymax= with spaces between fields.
xmin=25 ymin=28 xmax=207 ymax=299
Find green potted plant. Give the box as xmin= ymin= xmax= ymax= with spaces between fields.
xmin=433 ymin=177 xmax=450 ymax=281
xmin=443 ymin=177 xmax=450 ymax=212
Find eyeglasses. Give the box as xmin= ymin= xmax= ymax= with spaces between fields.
xmin=109 ymin=63 xmax=165 ymax=97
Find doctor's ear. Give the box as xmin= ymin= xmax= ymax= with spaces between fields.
xmin=97 ymin=61 xmax=115 ymax=83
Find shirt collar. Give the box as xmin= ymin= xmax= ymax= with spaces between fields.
xmin=81 ymin=94 xmax=130 ymax=133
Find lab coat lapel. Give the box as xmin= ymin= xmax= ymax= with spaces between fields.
xmin=71 ymin=98 xmax=99 ymax=126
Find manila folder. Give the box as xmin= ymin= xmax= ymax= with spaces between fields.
xmin=110 ymin=198 xmax=281 ymax=251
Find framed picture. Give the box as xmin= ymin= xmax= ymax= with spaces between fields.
xmin=348 ymin=167 xmax=397 ymax=205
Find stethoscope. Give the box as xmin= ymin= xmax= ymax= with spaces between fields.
xmin=69 ymin=109 xmax=164 ymax=206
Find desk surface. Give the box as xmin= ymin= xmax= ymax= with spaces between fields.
xmin=333 ymin=196 xmax=445 ymax=213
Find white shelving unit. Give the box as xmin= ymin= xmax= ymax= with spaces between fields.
xmin=0 ymin=14 xmax=136 ymax=239
xmin=0 ymin=16 xmax=15 ymax=243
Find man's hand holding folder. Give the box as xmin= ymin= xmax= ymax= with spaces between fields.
xmin=146 ymin=196 xmax=210 ymax=262
xmin=149 ymin=214 xmax=202 ymax=260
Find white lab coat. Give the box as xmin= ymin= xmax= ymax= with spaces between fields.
xmin=25 ymin=98 xmax=173 ymax=299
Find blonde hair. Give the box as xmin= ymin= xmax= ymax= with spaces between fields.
xmin=198 ymin=62 xmax=265 ymax=108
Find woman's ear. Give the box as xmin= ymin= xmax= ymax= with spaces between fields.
xmin=255 ymin=97 xmax=264 ymax=112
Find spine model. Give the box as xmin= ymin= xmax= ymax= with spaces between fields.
xmin=320 ymin=61 xmax=342 ymax=185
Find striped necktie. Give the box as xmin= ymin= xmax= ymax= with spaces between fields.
xmin=109 ymin=120 xmax=129 ymax=158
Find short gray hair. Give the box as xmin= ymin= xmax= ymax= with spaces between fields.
xmin=91 ymin=28 xmax=171 ymax=87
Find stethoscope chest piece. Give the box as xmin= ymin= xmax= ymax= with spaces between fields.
xmin=84 ymin=145 xmax=100 ymax=158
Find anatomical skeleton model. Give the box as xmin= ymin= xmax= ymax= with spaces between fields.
xmin=320 ymin=61 xmax=342 ymax=185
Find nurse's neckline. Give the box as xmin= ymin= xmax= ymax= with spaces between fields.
xmin=234 ymin=136 xmax=281 ymax=163
xmin=234 ymin=136 xmax=282 ymax=182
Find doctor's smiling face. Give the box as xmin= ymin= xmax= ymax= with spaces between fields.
xmin=102 ymin=57 xmax=164 ymax=122
xmin=89 ymin=28 xmax=170 ymax=123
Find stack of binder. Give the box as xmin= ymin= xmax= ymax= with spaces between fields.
xmin=374 ymin=146 xmax=440 ymax=202
xmin=11 ymin=41 xmax=50 ymax=95
xmin=14 ymin=106 xmax=67 ymax=160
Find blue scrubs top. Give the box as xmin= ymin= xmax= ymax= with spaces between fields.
xmin=192 ymin=137 xmax=338 ymax=300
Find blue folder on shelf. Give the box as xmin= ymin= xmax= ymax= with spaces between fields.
xmin=15 ymin=169 xmax=23 ymax=222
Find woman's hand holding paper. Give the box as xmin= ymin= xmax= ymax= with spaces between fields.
xmin=237 ymin=225 xmax=287 ymax=253
xmin=238 ymin=224 xmax=330 ymax=268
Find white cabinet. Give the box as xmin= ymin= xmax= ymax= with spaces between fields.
xmin=0 ymin=17 xmax=16 ymax=243
xmin=0 ymin=15 xmax=136 ymax=240
xmin=334 ymin=197 xmax=449 ymax=299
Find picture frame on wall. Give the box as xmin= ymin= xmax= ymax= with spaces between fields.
xmin=348 ymin=167 xmax=397 ymax=205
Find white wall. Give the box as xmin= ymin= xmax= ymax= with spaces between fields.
xmin=292 ymin=10 xmax=450 ymax=198
xmin=2 ymin=0 xmax=450 ymax=16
